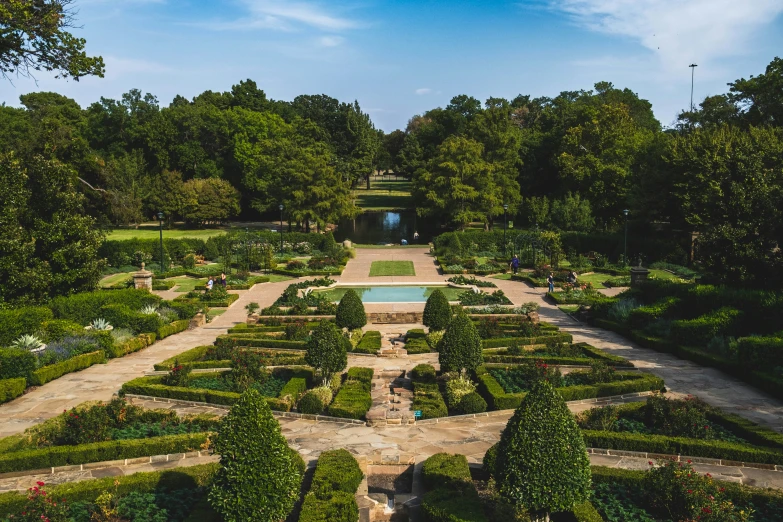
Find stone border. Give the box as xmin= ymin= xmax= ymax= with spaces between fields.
xmin=124 ymin=394 xmax=366 ymax=425
xmin=587 ymin=448 xmax=783 ymax=472
xmin=0 ymin=450 xmax=212 ymax=480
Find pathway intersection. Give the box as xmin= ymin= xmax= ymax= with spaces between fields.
xmin=1 ymin=248 xmax=782 ymax=493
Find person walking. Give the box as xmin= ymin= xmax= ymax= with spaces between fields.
xmin=547 ymin=273 xmax=555 ymax=293
xmin=220 ymin=272 xmax=227 ymax=288
xmin=509 ymin=255 xmax=520 ymax=275
xmin=413 ymin=231 xmax=420 ymax=242
xmin=206 ymin=277 xmax=214 ymax=291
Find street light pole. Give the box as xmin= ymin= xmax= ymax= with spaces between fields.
xmin=503 ymin=204 xmax=509 ymax=256
xmin=278 ymin=204 xmax=284 ymax=254
xmin=245 ymin=227 xmax=250 ymax=272
xmin=689 ymin=64 xmax=698 ymax=112
xmin=157 ymin=212 xmax=165 ymax=273
xmin=623 ymin=209 xmax=630 ymax=266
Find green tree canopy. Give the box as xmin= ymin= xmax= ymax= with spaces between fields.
xmin=0 ymin=0 xmax=104 ymax=81
xmin=496 ymin=380 xmax=591 ymax=520
xmin=208 ymin=388 xmax=303 ymax=521
xmin=437 ymin=312 xmax=483 ymax=374
xmin=305 ymin=321 xmax=349 ymax=385
xmin=335 ymin=289 xmax=367 ymax=330
xmin=422 ymin=289 xmax=452 ymax=331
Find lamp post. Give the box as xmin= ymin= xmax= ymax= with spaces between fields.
xmin=623 ymin=209 xmax=630 ymax=266
xmin=156 ymin=212 xmax=165 ymax=273
xmin=245 ymin=227 xmax=250 ymax=272
xmin=689 ymin=64 xmax=698 ymax=112
xmin=503 ymin=204 xmax=509 ymax=256
xmin=278 ymin=204 xmax=284 ymax=254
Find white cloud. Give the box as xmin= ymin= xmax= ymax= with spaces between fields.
xmin=318 ymin=36 xmax=344 ymax=47
xmin=550 ymin=0 xmax=783 ymax=69
xmin=207 ymin=0 xmax=359 ymax=32
xmin=415 ymin=88 xmax=432 ymax=95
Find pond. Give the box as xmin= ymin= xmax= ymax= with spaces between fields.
xmin=333 ymin=211 xmax=441 ymax=245
xmin=313 ymin=285 xmax=464 ymax=303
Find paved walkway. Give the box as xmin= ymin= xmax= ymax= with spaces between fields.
xmin=0 ymin=279 xmax=299 ymax=438
xmin=340 ymin=247 xmax=439 ymax=283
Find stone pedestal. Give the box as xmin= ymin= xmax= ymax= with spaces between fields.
xmin=132 ymin=263 xmax=153 ymax=290
xmin=630 ymin=266 xmax=650 ymax=287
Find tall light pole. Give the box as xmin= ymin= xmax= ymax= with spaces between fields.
xmin=623 ymin=209 xmax=630 ymax=266
xmin=278 ymin=204 xmax=284 ymax=254
xmin=157 ymin=212 xmax=165 ymax=273
xmin=245 ymin=227 xmax=250 ymax=272
xmin=689 ymin=64 xmax=698 ymax=112
xmin=503 ymin=204 xmax=509 ymax=256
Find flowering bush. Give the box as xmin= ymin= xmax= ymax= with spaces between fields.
xmin=163 ymin=360 xmax=191 ymax=387
xmin=644 ymin=460 xmax=752 ymax=521
xmin=645 ymin=394 xmax=715 ymax=440
xmin=9 ymin=482 xmax=69 ymax=522
xmin=444 ymin=377 xmax=477 ymax=408
xmin=286 ymin=260 xmax=306 ymax=271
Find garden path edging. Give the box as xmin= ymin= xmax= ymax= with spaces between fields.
xmin=586 ymin=447 xmax=783 ymax=472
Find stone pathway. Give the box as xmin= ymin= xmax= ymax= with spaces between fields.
xmin=0 ymin=279 xmax=301 ymax=438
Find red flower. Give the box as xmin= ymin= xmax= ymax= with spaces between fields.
xmin=687 ymin=459 xmax=692 ymax=464
xmin=36 ymin=481 xmax=44 ymax=487
xmin=648 ymin=460 xmax=653 ymax=465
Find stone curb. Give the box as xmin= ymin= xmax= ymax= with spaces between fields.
xmin=587 ymin=448 xmax=783 ymax=473
xmin=123 ymin=394 xmax=365 ymax=425
xmin=0 ymin=451 xmax=214 ymax=480
xmin=414 ymin=391 xmax=654 ymax=425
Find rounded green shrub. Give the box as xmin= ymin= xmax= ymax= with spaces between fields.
xmin=482 ymin=442 xmax=498 ymax=479
xmin=456 ymin=391 xmax=487 ymax=415
xmin=437 ymin=313 xmax=483 ymax=374
xmin=496 ymin=379 xmax=590 ymax=519
xmin=298 ymin=387 xmax=333 ymax=415
xmin=410 ymin=364 xmax=436 ymax=383
xmin=208 ymin=388 xmax=303 ymax=522
xmin=335 ymin=289 xmax=366 ymax=330
xmin=305 ymin=322 xmax=349 ymax=386
xmin=423 ymin=289 xmax=452 ymax=331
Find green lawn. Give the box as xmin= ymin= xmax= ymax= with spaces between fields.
xmin=167 ymin=276 xmax=208 ymax=292
xmin=491 ymin=273 xmax=513 ymax=280
xmin=266 ymin=273 xmax=294 ymax=283
xmin=559 ymin=305 xmax=580 ymax=314
xmin=573 ymin=272 xmax=610 ymax=289
xmin=369 ymin=261 xmax=416 ymax=276
xmin=106 ymin=228 xmax=228 ymax=241
xmin=649 ymin=269 xmax=681 ymax=281
xmin=315 ymin=286 xmax=464 ymax=302
xmin=354 ymin=180 xmax=413 ymax=210
xmin=207 ymin=309 xmax=227 ymax=320
xmin=99 ymin=272 xmax=132 ymax=288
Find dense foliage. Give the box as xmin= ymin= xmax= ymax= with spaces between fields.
xmin=423 ymin=289 xmax=452 ymax=331
xmin=335 ymin=289 xmax=367 ymax=330
xmin=437 ymin=312 xmax=483 ymax=374
xmin=496 ymin=380 xmax=591 ymax=519
xmin=305 ymin=321 xmax=349 ymax=385
xmin=208 ymin=388 xmax=303 ymax=521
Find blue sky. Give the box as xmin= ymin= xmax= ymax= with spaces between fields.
xmin=1 ymin=0 xmax=782 ymax=131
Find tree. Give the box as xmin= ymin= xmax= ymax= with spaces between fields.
xmin=0 ymin=153 xmax=104 ymax=304
xmin=180 ymin=178 xmax=240 ymax=226
xmin=496 ymin=380 xmax=591 ymax=521
xmin=103 ymin=150 xmax=148 ymax=226
xmin=423 ymin=289 xmax=452 ymax=331
xmin=728 ymin=56 xmax=783 ymax=128
xmin=550 ymin=192 xmax=594 ymax=232
xmin=0 ymin=0 xmax=104 ymax=81
xmin=208 ymin=388 xmax=303 ymax=522
xmin=335 ymin=289 xmax=366 ymax=330
xmin=305 ymin=321 xmax=349 ymax=386
xmin=437 ymin=312 xmax=482 ymax=374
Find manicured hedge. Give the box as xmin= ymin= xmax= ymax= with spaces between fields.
xmin=0 ymin=307 xmax=53 ymax=346
xmin=327 ymin=368 xmax=373 ymax=419
xmin=353 ymin=330 xmax=381 ymax=354
xmin=483 ymin=343 xmax=632 ymax=367
xmin=157 ymin=319 xmax=190 ymax=339
xmin=405 ymin=338 xmax=431 ymax=354
xmin=298 ymin=449 xmax=363 ymax=522
xmin=475 ymin=369 xmax=665 ymax=411
xmin=0 ymin=349 xmax=36 ymax=380
xmin=669 ymin=307 xmax=743 ymax=346
xmin=279 ymin=378 xmax=308 ymax=404
xmin=707 ymin=410 xmax=783 ymax=448
xmin=406 ymin=328 xmax=427 ymax=339
xmin=0 ymin=378 xmax=26 ymax=404
xmin=627 ymin=296 xmax=680 ymax=329
xmin=29 ymin=351 xmax=106 ymax=386
xmin=0 ymin=432 xmax=210 ymax=473
xmin=120 ymin=376 xmax=291 ymax=411
xmin=0 ymin=463 xmax=218 ymax=517
xmin=215 ymin=336 xmax=306 ymax=350
xmin=582 ymin=430 xmax=783 ymax=465
xmin=106 ymin=333 xmax=155 ymax=358
xmin=410 ymin=364 xmax=437 ymax=382
xmin=413 ymin=382 xmax=448 ymax=419
xmin=420 ymin=454 xmax=487 ymax=522
xmin=736 ymin=336 xmax=783 ymax=370
xmin=176 ymin=293 xmax=239 ymax=308
xmin=154 ymin=345 xmax=213 ymax=371
xmin=50 ymin=289 xmax=161 ymax=325
xmin=272 ymin=267 xmax=345 ymax=277
xmin=481 ymin=332 xmax=573 ymax=348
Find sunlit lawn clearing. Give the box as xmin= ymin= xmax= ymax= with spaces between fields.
xmin=99 ymin=272 xmax=132 ymax=288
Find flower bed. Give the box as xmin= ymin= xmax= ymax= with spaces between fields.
xmin=476 ymin=366 xmax=664 ymax=411
xmin=481 ymin=332 xmax=573 ymax=348
xmin=577 ymin=396 xmax=783 ymax=465
xmin=483 ymin=342 xmax=632 ymax=367
xmin=0 ymin=399 xmax=220 ymax=473
xmin=155 ymin=346 xmax=305 ymax=370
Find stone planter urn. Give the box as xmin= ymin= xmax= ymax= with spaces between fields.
xmin=133 ymin=262 xmax=154 ymax=290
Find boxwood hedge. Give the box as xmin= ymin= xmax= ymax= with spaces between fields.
xmin=420 ymin=454 xmax=487 ymax=522
xmin=0 ymin=378 xmax=26 ymax=404
xmin=481 ymin=332 xmax=573 ymax=348
xmin=29 ymin=350 xmax=106 ymax=386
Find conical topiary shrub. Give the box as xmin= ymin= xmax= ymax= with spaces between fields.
xmin=423 ymin=289 xmax=452 ymax=331
xmin=305 ymin=321 xmax=349 ymax=386
xmin=208 ymin=388 xmax=303 ymax=521
xmin=437 ymin=312 xmax=482 ymax=374
xmin=496 ymin=379 xmax=591 ymax=521
xmin=335 ymin=289 xmax=367 ymax=330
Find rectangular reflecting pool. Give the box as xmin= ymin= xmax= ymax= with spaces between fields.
xmin=313 ymin=286 xmax=464 ymax=303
